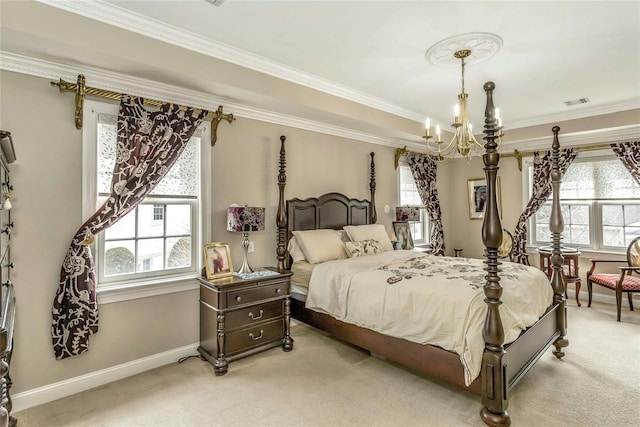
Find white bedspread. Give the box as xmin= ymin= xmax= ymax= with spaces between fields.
xmin=305 ymin=251 xmax=553 ymax=385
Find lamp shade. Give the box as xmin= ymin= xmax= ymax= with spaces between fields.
xmin=227 ymin=206 xmax=265 ymax=232
xmin=396 ymin=206 xmax=420 ymax=222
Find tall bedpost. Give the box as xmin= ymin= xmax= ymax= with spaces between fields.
xmin=479 ymin=82 xmax=510 ymax=427
xmin=550 ymin=126 xmax=569 ymax=358
xmin=276 ymin=135 xmax=287 ymax=270
xmin=369 ymin=152 xmax=377 ymax=224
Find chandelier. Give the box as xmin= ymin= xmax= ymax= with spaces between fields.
xmin=423 ymin=49 xmax=503 ymax=161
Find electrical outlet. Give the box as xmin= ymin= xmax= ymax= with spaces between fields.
xmin=248 ymin=241 xmax=255 ymax=253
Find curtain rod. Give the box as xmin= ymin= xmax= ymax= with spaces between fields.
xmin=395 ymin=142 xmax=622 ymax=171
xmin=50 ymin=74 xmax=235 ymax=146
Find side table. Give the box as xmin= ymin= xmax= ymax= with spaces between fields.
xmin=197 ymin=267 xmax=293 ymax=375
xmin=538 ymin=246 xmax=582 ymax=306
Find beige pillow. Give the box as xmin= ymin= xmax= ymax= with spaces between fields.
xmin=291 ymin=229 xmax=347 ymax=264
xmin=287 ymin=237 xmax=307 ymax=263
xmin=345 ymin=239 xmax=383 ymax=257
xmin=343 ymin=224 xmax=394 ymax=252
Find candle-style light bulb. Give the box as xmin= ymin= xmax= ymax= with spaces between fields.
xmin=454 ymin=104 xmax=461 ymax=124
xmin=436 ymin=124 xmax=441 ymax=142
xmin=425 ymin=118 xmax=431 ymax=137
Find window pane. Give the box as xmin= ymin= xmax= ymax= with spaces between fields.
xmin=166 ymin=204 xmax=191 ymax=235
xmin=603 ymin=226 xmax=625 ymax=247
xmin=625 ymin=205 xmax=640 ymax=226
xmin=138 ymin=238 xmax=164 ymax=272
xmin=138 ymin=205 xmax=164 ymax=238
xmin=567 ymin=225 xmax=590 ymax=245
xmin=166 ymin=237 xmax=192 ymax=268
xmin=570 ymin=205 xmax=589 ymax=224
xmin=626 ymin=227 xmax=640 ymax=245
xmin=536 ymin=204 xmax=551 ymax=223
xmin=536 ymin=225 xmax=550 ymax=243
xmin=602 ymin=205 xmax=623 ymax=226
xmin=105 ymin=210 xmax=136 ymax=240
xmin=104 ymin=240 xmax=135 ymax=276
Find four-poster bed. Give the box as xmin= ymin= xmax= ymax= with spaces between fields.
xmin=275 ymin=82 xmax=569 ymax=426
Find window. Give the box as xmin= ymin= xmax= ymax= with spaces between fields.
xmin=397 ymin=163 xmax=430 ymax=246
xmin=527 ymin=152 xmax=640 ymax=252
xmin=83 ymin=100 xmax=211 ymax=300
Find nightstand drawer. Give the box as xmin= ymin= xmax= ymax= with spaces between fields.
xmin=225 ymin=319 xmax=284 ymax=355
xmin=225 ymin=300 xmax=283 ymax=330
xmin=226 ymin=281 xmax=287 ymax=308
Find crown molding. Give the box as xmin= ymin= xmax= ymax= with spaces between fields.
xmin=35 ymin=0 xmax=424 ymax=123
xmin=0 ymin=51 xmax=418 ymax=150
xmin=502 ymin=124 xmax=640 ymax=153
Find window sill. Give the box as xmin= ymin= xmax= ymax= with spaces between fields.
xmin=526 ymin=246 xmax=626 ymax=261
xmin=97 ymin=274 xmax=200 ymax=305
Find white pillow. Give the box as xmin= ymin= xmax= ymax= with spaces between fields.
xmin=343 ymin=224 xmax=394 ymax=252
xmin=291 ymin=229 xmax=347 ymax=264
xmin=345 ymin=239 xmax=383 ymax=258
xmin=287 ymin=237 xmax=307 ymax=263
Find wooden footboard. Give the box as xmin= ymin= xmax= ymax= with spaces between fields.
xmin=291 ymin=297 xmax=481 ymax=394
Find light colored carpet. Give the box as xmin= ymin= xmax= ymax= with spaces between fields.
xmin=14 ymin=300 xmax=640 ymax=426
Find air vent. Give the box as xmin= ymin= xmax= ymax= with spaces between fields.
xmin=564 ymin=98 xmax=590 ymax=106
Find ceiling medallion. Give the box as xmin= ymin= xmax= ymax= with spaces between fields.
xmin=425 ymin=33 xmax=503 ymax=67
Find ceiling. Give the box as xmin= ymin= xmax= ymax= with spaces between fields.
xmin=2 ymin=1 xmax=639 ymax=146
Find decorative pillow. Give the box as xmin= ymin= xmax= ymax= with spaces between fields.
xmin=343 ymin=224 xmax=394 ymax=252
xmin=291 ymin=229 xmax=347 ymax=264
xmin=345 ymin=239 xmax=383 ymax=258
xmin=287 ymin=237 xmax=307 ymax=263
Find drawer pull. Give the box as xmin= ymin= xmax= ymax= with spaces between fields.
xmin=249 ymin=309 xmax=264 ymax=320
xmin=249 ymin=330 xmax=264 ymax=341
xmin=275 ymin=288 xmax=281 ymax=294
xmin=235 ymin=296 xmax=242 ymax=302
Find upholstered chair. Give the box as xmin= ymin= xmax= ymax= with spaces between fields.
xmin=587 ymin=237 xmax=640 ymax=321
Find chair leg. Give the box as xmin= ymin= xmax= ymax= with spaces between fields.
xmin=628 ymin=292 xmax=634 ymax=311
xmin=587 ymin=279 xmax=593 ymax=307
xmin=616 ymin=288 xmax=622 ymax=322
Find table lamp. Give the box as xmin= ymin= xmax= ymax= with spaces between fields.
xmin=395 ymin=206 xmax=420 ymax=222
xmin=227 ymin=205 xmax=265 ymax=274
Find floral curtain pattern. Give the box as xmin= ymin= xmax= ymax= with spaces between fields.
xmin=52 ymin=95 xmax=208 ymax=359
xmin=611 ymin=141 xmax=640 ymax=185
xmin=406 ymin=152 xmax=445 ymax=256
xmin=511 ymin=149 xmax=577 ymax=265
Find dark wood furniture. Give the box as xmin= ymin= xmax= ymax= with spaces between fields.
xmin=0 ymin=130 xmax=15 ymax=427
xmin=539 ymin=246 xmax=582 ymax=306
xmin=197 ymin=268 xmax=293 ymax=375
xmin=275 ymin=84 xmax=569 ymax=427
xmin=587 ymin=236 xmax=640 ymax=321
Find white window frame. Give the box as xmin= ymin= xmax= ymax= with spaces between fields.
xmin=397 ymin=161 xmax=430 ymax=247
xmin=522 ymin=149 xmax=640 ymax=255
xmin=82 ymin=100 xmax=211 ymax=304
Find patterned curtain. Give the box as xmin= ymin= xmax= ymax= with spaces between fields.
xmin=406 ymin=152 xmax=445 ymax=256
xmin=611 ymin=141 xmax=640 ymax=185
xmin=52 ymin=95 xmax=208 ymax=359
xmin=511 ymin=149 xmax=577 ymax=265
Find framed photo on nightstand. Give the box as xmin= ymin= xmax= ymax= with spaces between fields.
xmin=203 ymin=242 xmax=233 ymax=279
xmin=393 ymin=221 xmax=414 ymax=250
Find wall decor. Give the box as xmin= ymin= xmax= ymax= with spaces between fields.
xmin=468 ymin=177 xmax=501 ymax=220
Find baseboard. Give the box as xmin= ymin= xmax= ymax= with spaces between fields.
xmin=12 ymin=342 xmax=199 ymax=413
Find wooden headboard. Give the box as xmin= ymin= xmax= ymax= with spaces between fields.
xmin=286 ymin=192 xmax=371 ymax=234
xmin=275 ymin=137 xmax=376 ymax=270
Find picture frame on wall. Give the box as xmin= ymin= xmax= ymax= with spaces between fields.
xmin=393 ymin=221 xmax=414 ymax=250
xmin=468 ymin=177 xmax=502 ymax=220
xmin=203 ymin=242 xmax=234 ymax=279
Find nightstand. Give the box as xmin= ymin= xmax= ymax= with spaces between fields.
xmin=197 ymin=267 xmax=293 ymax=375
